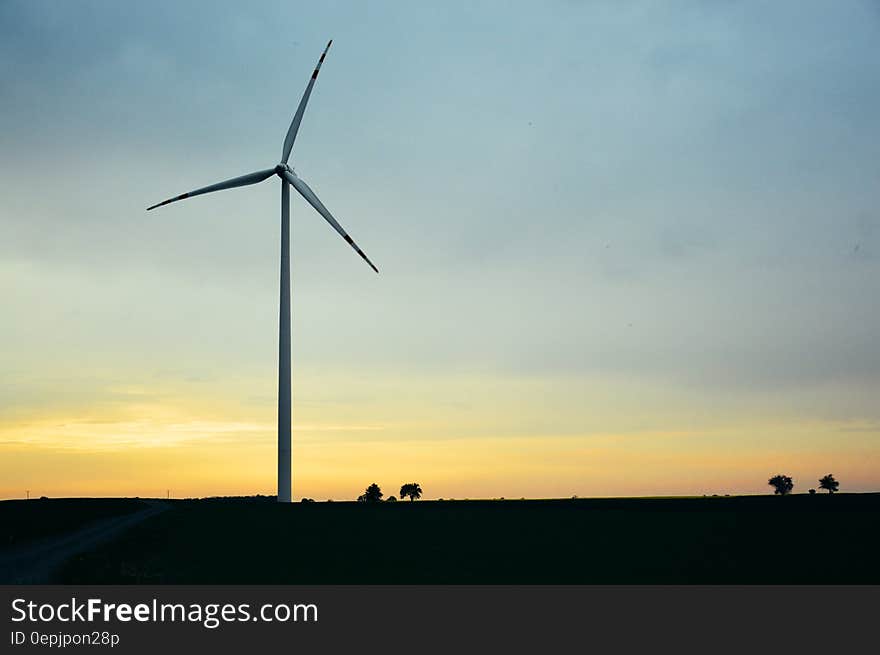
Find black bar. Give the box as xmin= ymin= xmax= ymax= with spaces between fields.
xmin=2 ymin=586 xmax=877 ymax=653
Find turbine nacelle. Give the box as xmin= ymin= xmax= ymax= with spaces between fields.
xmin=274 ymin=163 xmax=291 ymax=176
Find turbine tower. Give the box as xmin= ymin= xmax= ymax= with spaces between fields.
xmin=147 ymin=41 xmax=377 ymax=503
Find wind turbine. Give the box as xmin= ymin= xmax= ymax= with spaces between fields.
xmin=146 ymin=40 xmax=377 ymax=503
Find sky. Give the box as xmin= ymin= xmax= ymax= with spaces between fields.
xmin=1 ymin=0 xmax=878 ymax=500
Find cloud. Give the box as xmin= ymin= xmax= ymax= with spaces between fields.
xmin=1 ymin=1 xmax=879 ymax=495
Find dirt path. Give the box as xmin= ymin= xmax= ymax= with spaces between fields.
xmin=0 ymin=500 xmax=168 ymax=584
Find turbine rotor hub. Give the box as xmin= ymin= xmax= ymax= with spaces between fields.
xmin=275 ymin=163 xmax=291 ymax=175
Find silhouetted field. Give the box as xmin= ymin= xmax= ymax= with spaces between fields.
xmin=54 ymin=493 xmax=880 ymax=583
xmin=0 ymin=498 xmax=146 ymax=549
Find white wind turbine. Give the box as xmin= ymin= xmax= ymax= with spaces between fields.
xmin=147 ymin=40 xmax=377 ymax=503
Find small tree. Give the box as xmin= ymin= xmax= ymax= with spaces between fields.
xmin=818 ymin=474 xmax=839 ymax=494
xmin=361 ymin=483 xmax=383 ymax=503
xmin=768 ymin=474 xmax=794 ymax=496
xmin=386 ymin=495 xmax=397 ymax=502
xmin=808 ymin=489 xmax=816 ymax=495
xmin=399 ymin=482 xmax=423 ymax=501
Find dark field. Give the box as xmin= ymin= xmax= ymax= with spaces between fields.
xmin=0 ymin=498 xmax=145 ymax=549
xmin=56 ymin=493 xmax=880 ymax=584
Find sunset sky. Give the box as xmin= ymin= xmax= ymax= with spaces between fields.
xmin=1 ymin=1 xmax=878 ymax=500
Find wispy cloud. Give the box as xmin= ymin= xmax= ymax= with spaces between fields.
xmin=1 ymin=1 xmax=878 ymax=496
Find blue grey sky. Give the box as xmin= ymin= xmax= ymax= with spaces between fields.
xmin=1 ymin=1 xmax=878 ymax=498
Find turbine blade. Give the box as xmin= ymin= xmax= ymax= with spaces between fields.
xmin=146 ymin=168 xmax=275 ymax=210
xmin=281 ymin=169 xmax=378 ymax=273
xmin=281 ymin=40 xmax=332 ymax=164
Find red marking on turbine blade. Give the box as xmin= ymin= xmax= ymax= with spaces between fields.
xmin=360 ymin=252 xmax=379 ymax=273
xmin=346 ymin=238 xmax=379 ymax=272
xmin=148 ymin=192 xmax=189 ymax=211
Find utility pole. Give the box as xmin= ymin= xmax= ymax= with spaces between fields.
xmin=26 ymin=490 xmax=30 ymax=500
xmin=167 ymin=489 xmax=170 ymax=500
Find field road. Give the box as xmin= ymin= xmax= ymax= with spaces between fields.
xmin=0 ymin=500 xmax=168 ymax=584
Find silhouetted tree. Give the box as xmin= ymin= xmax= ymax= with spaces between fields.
xmin=768 ymin=474 xmax=794 ymax=495
xmin=386 ymin=495 xmax=397 ymax=502
xmin=808 ymin=489 xmax=816 ymax=495
xmin=399 ymin=483 xmax=423 ymax=501
xmin=361 ymin=483 xmax=383 ymax=503
xmin=819 ymin=474 xmax=839 ymax=494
